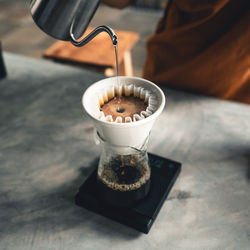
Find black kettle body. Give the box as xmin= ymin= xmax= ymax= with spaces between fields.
xmin=30 ymin=0 xmax=117 ymax=46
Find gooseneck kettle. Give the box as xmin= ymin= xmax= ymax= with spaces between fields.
xmin=30 ymin=0 xmax=117 ymax=46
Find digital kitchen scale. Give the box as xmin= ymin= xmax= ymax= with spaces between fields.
xmin=75 ymin=153 xmax=181 ymax=234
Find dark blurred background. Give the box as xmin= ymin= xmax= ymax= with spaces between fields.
xmin=0 ymin=0 xmax=167 ymax=76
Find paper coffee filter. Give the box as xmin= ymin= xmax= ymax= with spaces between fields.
xmin=94 ymin=83 xmax=158 ymax=123
xmin=82 ymin=76 xmax=165 ymax=148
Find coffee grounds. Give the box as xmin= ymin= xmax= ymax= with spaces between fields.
xmin=100 ymin=95 xmax=147 ymax=122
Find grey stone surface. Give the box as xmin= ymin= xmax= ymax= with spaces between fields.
xmin=0 ymin=53 xmax=250 ymax=250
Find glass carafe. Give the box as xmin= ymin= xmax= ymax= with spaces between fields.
xmin=95 ymin=131 xmax=151 ymax=207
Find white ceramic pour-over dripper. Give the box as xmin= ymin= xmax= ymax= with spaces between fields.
xmin=82 ymin=76 xmax=165 ymax=152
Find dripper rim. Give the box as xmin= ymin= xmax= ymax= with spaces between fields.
xmin=82 ymin=76 xmax=166 ymax=128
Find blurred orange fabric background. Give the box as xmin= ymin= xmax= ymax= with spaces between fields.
xmin=104 ymin=0 xmax=250 ymax=103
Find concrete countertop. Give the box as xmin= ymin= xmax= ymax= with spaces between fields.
xmin=0 ymin=53 xmax=249 ymax=250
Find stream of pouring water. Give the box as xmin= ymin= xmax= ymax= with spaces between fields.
xmin=115 ymin=44 xmax=123 ymax=165
xmin=114 ymin=45 xmax=121 ymax=111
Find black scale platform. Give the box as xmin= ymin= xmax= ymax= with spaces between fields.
xmin=75 ymin=153 xmax=181 ymax=234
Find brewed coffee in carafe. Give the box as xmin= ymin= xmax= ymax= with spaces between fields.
xmin=96 ymin=132 xmax=151 ymax=207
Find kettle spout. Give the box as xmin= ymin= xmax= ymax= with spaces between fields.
xmin=70 ymin=25 xmax=117 ymax=47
